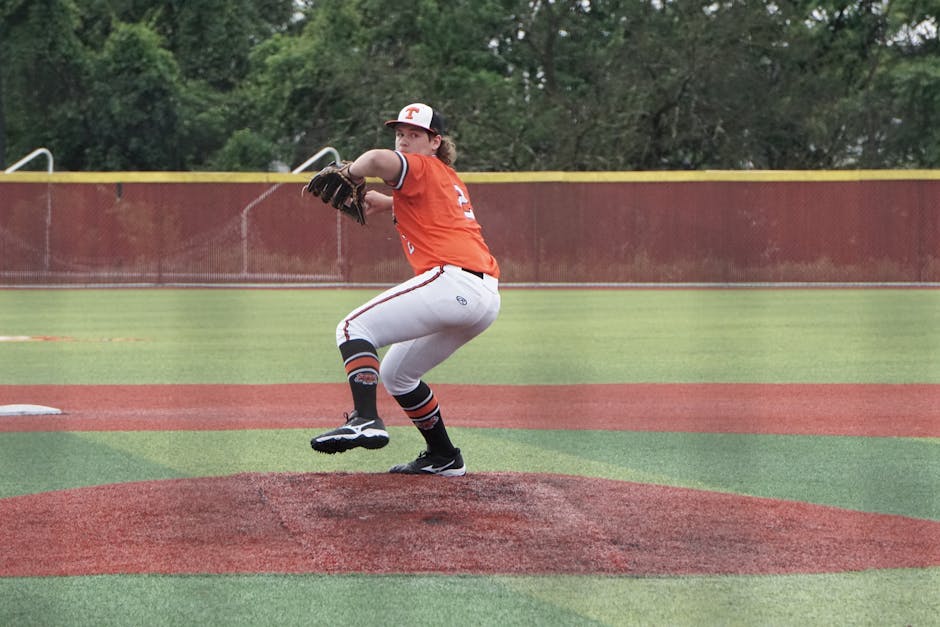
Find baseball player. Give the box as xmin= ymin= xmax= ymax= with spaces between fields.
xmin=308 ymin=103 xmax=501 ymax=477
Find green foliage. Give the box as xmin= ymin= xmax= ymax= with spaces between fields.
xmin=2 ymin=0 xmax=939 ymax=170
xmin=0 ymin=0 xmax=91 ymax=169
xmin=84 ymin=22 xmax=184 ymax=169
xmin=880 ymin=58 xmax=940 ymax=166
xmin=209 ymin=127 xmax=277 ymax=171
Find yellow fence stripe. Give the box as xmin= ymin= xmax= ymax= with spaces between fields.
xmin=3 ymin=169 xmax=940 ymax=184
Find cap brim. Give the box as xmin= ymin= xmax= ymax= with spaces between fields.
xmin=386 ymin=120 xmax=438 ymax=133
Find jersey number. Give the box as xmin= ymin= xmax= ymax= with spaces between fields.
xmin=455 ymin=185 xmax=475 ymax=219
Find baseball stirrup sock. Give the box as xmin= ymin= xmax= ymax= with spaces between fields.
xmin=339 ymin=339 xmax=380 ymax=418
xmin=395 ymin=381 xmax=456 ymax=454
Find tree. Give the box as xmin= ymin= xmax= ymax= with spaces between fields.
xmin=0 ymin=0 xmax=91 ymax=170
xmin=3 ymin=0 xmax=938 ymax=171
xmin=106 ymin=0 xmax=297 ymax=169
xmin=862 ymin=0 xmax=940 ymax=166
xmin=83 ymin=22 xmax=185 ymax=169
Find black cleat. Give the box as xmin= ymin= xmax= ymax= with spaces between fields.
xmin=311 ymin=411 xmax=389 ymax=454
xmin=389 ymin=448 xmax=466 ymax=477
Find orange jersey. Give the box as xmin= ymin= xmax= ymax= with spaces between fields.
xmin=389 ymin=151 xmax=500 ymax=278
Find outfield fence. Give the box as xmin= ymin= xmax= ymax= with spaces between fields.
xmin=1 ymin=171 xmax=939 ymax=285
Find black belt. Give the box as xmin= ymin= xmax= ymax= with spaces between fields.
xmin=461 ymin=268 xmax=484 ymax=279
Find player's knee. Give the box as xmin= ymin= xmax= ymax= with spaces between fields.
xmin=383 ymin=377 xmax=415 ymax=397
xmin=335 ymin=318 xmax=375 ymax=348
xmin=380 ymin=363 xmax=417 ymax=396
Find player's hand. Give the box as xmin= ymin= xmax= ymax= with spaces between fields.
xmin=364 ymin=191 xmax=393 ymax=216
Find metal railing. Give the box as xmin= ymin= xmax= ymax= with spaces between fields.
xmin=4 ymin=147 xmax=54 ymax=174
xmin=2 ymin=147 xmax=349 ymax=282
xmin=240 ymin=147 xmax=342 ymax=277
xmin=4 ymin=149 xmax=55 ymax=270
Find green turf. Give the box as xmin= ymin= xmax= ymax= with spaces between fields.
xmin=2 ymin=288 xmax=939 ymax=625
xmin=1 ymin=288 xmax=939 ymax=384
xmin=1 ymin=570 xmax=938 ymax=626
xmin=3 ymin=429 xmax=938 ymax=520
xmin=0 ymin=432 xmax=186 ymax=498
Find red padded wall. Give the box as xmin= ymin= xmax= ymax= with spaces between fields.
xmin=2 ymin=178 xmax=937 ymax=284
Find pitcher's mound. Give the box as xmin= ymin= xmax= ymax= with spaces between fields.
xmin=2 ymin=472 xmax=939 ymax=576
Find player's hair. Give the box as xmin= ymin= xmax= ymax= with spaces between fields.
xmin=436 ymin=135 xmax=457 ymax=166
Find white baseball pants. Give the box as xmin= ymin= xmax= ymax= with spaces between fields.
xmin=336 ymin=264 xmax=500 ymax=396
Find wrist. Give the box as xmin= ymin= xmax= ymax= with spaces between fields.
xmin=346 ymin=162 xmax=364 ymax=182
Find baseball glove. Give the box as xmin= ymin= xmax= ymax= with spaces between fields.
xmin=303 ymin=160 xmax=367 ymax=225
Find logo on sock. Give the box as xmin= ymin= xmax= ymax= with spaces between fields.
xmin=353 ymin=372 xmax=379 ymax=385
xmin=412 ymin=414 xmax=440 ymax=430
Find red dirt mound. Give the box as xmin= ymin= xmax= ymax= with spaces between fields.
xmin=2 ymin=472 xmax=938 ymax=577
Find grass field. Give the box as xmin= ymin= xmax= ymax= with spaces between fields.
xmin=1 ymin=288 xmax=939 ymax=625
xmin=2 ymin=288 xmax=939 ymax=385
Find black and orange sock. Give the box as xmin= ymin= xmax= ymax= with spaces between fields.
xmin=339 ymin=339 xmax=380 ymax=418
xmin=394 ymin=381 xmax=456 ymax=455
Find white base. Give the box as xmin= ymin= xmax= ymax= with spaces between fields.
xmin=0 ymin=404 xmax=63 ymax=416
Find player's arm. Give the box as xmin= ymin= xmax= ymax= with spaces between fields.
xmin=363 ymin=190 xmax=393 ymax=215
xmin=347 ymin=149 xmax=403 ymax=186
